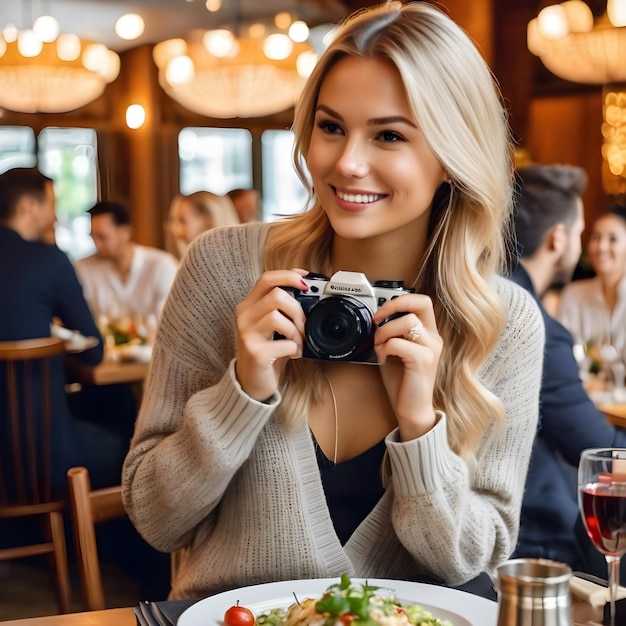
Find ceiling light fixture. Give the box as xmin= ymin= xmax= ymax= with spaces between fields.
xmin=115 ymin=13 xmax=145 ymax=41
xmin=527 ymin=0 xmax=626 ymax=194
xmin=0 ymin=13 xmax=120 ymax=114
xmin=153 ymin=5 xmax=321 ymax=118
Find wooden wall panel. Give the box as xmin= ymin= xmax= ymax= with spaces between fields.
xmin=527 ymin=93 xmax=609 ymax=242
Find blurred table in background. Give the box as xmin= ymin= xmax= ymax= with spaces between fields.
xmin=598 ymin=402 xmax=626 ymax=430
xmin=89 ymin=357 xmax=149 ymax=386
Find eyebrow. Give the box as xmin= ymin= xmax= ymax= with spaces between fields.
xmin=316 ymin=105 xmax=417 ymax=128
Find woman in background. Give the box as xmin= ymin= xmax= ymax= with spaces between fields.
xmin=123 ymin=1 xmax=543 ymax=600
xmin=559 ymin=205 xmax=626 ymax=358
xmin=167 ymin=191 xmax=240 ymax=259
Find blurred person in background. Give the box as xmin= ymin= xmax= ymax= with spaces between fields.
xmin=76 ymin=201 xmax=178 ymax=322
xmin=0 ymin=167 xmax=126 ymax=495
xmin=227 ymin=187 xmax=262 ymax=223
xmin=167 ymin=190 xmax=240 ymax=260
xmin=508 ymin=163 xmax=626 ymax=577
xmin=559 ymin=204 xmax=626 ymax=359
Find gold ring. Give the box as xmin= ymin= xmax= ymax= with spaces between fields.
xmin=406 ymin=321 xmax=424 ymax=342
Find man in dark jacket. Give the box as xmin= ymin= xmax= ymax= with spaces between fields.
xmin=0 ymin=167 xmax=127 ymax=493
xmin=510 ymin=163 xmax=626 ymax=577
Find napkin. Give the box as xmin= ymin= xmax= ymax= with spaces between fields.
xmin=570 ymin=574 xmax=626 ymax=607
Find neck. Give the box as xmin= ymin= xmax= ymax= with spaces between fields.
xmin=6 ymin=219 xmax=37 ymax=242
xmin=599 ymin=271 xmax=623 ymax=291
xmin=113 ymin=243 xmax=134 ymax=277
xmin=331 ymin=229 xmax=427 ymax=287
xmin=519 ymin=255 xmax=554 ymax=298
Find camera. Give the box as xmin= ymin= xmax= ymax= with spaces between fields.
xmin=278 ymin=270 xmax=413 ymax=363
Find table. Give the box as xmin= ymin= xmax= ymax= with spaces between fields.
xmin=0 ymin=607 xmax=136 ymax=625
xmin=597 ymin=402 xmax=626 ymax=429
xmin=89 ymin=359 xmax=150 ymax=385
xmin=0 ymin=600 xmax=603 ymax=625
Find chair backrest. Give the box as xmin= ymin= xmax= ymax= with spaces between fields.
xmin=0 ymin=336 xmax=67 ymax=506
xmin=66 ymin=465 xmax=126 ymax=611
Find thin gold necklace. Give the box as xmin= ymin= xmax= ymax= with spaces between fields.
xmin=322 ymin=369 xmax=339 ymax=465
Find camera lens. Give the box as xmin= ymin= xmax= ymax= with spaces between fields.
xmin=304 ymin=296 xmax=374 ymax=361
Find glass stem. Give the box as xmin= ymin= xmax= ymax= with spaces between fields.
xmin=606 ymin=554 xmax=621 ymax=626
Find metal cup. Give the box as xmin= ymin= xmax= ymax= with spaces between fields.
xmin=495 ymin=558 xmax=573 ymax=625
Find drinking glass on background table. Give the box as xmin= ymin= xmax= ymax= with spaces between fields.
xmin=578 ymin=448 xmax=626 ymax=626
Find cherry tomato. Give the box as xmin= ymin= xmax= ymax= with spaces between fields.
xmin=224 ymin=602 xmax=255 ymax=626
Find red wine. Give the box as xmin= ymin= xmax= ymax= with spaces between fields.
xmin=581 ymin=482 xmax=626 ymax=556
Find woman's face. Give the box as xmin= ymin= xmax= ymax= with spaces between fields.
xmin=588 ymin=214 xmax=626 ymax=280
xmin=306 ymin=56 xmax=447 ymax=243
xmin=169 ymin=199 xmax=212 ymax=245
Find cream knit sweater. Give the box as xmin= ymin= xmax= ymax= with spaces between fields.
xmin=122 ymin=222 xmax=544 ymax=600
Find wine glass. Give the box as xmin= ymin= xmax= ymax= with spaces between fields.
xmin=578 ymin=448 xmax=626 ymax=626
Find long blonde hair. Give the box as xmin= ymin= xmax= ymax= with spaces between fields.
xmin=265 ymin=1 xmax=514 ymax=456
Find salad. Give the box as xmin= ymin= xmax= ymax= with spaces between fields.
xmin=254 ymin=575 xmax=453 ymax=626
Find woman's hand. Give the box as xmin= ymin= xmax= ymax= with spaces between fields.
xmin=235 ymin=269 xmax=308 ymax=402
xmin=373 ymin=294 xmax=443 ymax=440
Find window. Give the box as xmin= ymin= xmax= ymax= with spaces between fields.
xmin=261 ymin=130 xmax=309 ymax=221
xmin=0 ymin=126 xmax=36 ymax=172
xmin=179 ymin=127 xmax=253 ymax=195
xmin=178 ymin=126 xmax=310 ymax=222
xmin=38 ymin=128 xmax=98 ymax=259
xmin=0 ymin=126 xmax=98 ymax=260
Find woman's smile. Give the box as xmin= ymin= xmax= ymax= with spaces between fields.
xmin=333 ymin=186 xmax=388 ymax=211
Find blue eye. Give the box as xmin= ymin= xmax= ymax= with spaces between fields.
xmin=378 ymin=130 xmax=404 ymax=143
xmin=317 ymin=120 xmax=343 ymax=135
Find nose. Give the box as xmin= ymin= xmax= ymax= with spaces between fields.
xmin=335 ymin=136 xmax=369 ymax=179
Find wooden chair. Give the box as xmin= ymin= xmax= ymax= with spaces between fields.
xmin=66 ymin=466 xmax=126 ymax=611
xmin=0 ymin=336 xmax=72 ymax=614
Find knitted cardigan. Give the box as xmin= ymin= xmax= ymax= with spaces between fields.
xmin=122 ymin=221 xmax=544 ymax=600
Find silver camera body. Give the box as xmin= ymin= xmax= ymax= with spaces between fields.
xmin=283 ymin=270 xmax=412 ymax=363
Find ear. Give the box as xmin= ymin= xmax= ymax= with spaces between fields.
xmin=548 ymin=223 xmax=567 ymax=255
xmin=15 ymin=195 xmax=34 ymax=218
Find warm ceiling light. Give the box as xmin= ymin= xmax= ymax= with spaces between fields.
xmin=57 ymin=33 xmax=81 ymax=61
xmin=205 ymin=0 xmax=222 ymax=11
xmin=126 ymin=104 xmax=146 ymax=129
xmin=275 ymin=12 xmax=292 ymax=29
xmin=537 ymin=5 xmax=569 ymax=38
xmin=17 ymin=30 xmax=43 ymax=57
xmin=0 ymin=32 xmax=120 ymax=113
xmin=3 ymin=24 xmax=17 ymax=43
xmin=263 ymin=33 xmax=293 ymax=60
xmin=153 ymin=28 xmax=317 ymax=118
xmin=33 ymin=16 xmax=60 ymax=43
xmin=203 ymin=29 xmax=239 ymax=57
xmin=248 ymin=23 xmax=266 ymax=39
xmin=115 ymin=13 xmax=145 ymax=41
xmin=528 ymin=0 xmax=626 ymax=194
xmin=289 ymin=21 xmax=309 ymax=43
xmin=608 ymin=0 xmax=626 ymax=25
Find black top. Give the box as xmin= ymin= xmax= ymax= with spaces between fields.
xmin=315 ymin=437 xmax=386 ymax=545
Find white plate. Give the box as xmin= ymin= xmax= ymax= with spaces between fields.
xmin=116 ymin=343 xmax=152 ymax=363
xmin=177 ymin=578 xmax=498 ymax=626
xmin=51 ymin=323 xmax=99 ymax=353
xmin=66 ymin=335 xmax=99 ymax=353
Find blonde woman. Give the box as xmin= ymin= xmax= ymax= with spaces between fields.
xmin=123 ymin=1 xmax=543 ymax=600
xmin=166 ymin=190 xmax=240 ymax=259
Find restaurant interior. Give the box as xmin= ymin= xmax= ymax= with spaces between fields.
xmin=1 ymin=0 xmax=626 ymax=623
xmin=0 ymin=0 xmax=622 ymax=253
